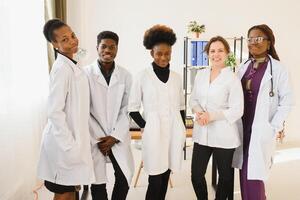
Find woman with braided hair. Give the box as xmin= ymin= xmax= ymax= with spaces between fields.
xmin=232 ymin=24 xmax=293 ymax=200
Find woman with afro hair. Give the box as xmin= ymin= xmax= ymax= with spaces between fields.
xmin=128 ymin=25 xmax=186 ymax=200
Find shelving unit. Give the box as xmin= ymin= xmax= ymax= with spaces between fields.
xmin=183 ymin=37 xmax=209 ymax=119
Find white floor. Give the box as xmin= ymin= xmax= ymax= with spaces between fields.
xmin=38 ymin=139 xmax=300 ymax=200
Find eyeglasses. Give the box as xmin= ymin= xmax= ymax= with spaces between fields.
xmin=247 ymin=37 xmax=269 ymax=44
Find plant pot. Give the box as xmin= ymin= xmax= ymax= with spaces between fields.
xmin=193 ymin=32 xmax=200 ymax=38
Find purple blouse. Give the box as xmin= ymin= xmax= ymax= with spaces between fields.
xmin=241 ymin=58 xmax=268 ymax=150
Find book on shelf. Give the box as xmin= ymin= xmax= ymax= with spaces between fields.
xmin=190 ymin=40 xmax=209 ymax=67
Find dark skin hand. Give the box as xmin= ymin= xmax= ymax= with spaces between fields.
xmin=97 ymin=136 xmax=118 ymax=156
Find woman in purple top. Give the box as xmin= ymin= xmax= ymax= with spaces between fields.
xmin=232 ymin=24 xmax=293 ymax=200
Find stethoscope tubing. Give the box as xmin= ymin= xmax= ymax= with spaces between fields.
xmin=243 ymin=55 xmax=274 ymax=97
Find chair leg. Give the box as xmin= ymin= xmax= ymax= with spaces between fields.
xmin=33 ymin=182 xmax=44 ymax=200
xmin=134 ymin=161 xmax=143 ymax=188
xmin=169 ymin=176 xmax=173 ymax=188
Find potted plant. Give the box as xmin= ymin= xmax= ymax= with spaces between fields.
xmin=187 ymin=21 xmax=205 ymax=38
xmin=225 ymin=53 xmax=237 ymax=72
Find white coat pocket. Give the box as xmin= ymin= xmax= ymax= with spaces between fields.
xmin=260 ymin=124 xmax=276 ymax=169
xmin=59 ymin=143 xmax=82 ymax=169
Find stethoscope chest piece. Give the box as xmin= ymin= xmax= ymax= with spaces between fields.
xmin=269 ymin=91 xmax=274 ymax=97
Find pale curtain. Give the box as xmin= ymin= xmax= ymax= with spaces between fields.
xmin=44 ymin=0 xmax=67 ymax=72
xmin=0 ymin=0 xmax=48 ymax=199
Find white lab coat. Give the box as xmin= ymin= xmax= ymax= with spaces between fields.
xmin=128 ymin=67 xmax=186 ymax=175
xmin=232 ymin=55 xmax=293 ymax=180
xmin=190 ymin=67 xmax=244 ymax=148
xmin=37 ymin=53 xmax=95 ymax=185
xmin=85 ymin=60 xmax=134 ymax=184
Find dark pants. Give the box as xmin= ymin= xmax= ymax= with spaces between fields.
xmin=191 ymin=143 xmax=235 ymax=200
xmin=145 ymin=169 xmax=171 ymax=200
xmin=91 ymin=152 xmax=129 ymax=200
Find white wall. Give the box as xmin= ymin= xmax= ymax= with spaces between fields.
xmin=68 ymin=0 xmax=300 ymax=142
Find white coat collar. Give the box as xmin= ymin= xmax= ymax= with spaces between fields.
xmin=238 ymin=55 xmax=274 ymax=78
xmin=91 ymin=59 xmax=120 ymax=88
xmin=57 ymin=53 xmax=82 ymax=77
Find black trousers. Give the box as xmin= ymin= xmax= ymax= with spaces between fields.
xmin=191 ymin=143 xmax=235 ymax=200
xmin=145 ymin=169 xmax=171 ymax=200
xmin=91 ymin=152 xmax=129 ymax=200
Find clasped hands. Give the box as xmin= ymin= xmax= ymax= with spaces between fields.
xmin=97 ymin=135 xmax=118 ymax=156
xmin=195 ymin=111 xmax=211 ymax=126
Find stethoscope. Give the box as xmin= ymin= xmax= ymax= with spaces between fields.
xmin=243 ymin=55 xmax=274 ymax=97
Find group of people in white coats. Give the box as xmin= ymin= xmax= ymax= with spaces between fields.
xmin=37 ymin=18 xmax=293 ymax=200
xmin=37 ymin=20 xmax=185 ymax=200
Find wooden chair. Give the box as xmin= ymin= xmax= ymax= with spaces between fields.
xmin=33 ymin=182 xmax=44 ymax=200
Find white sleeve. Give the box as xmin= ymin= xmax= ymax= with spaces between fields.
xmin=270 ymin=67 xmax=293 ymax=132
xmin=111 ymin=72 xmax=133 ymax=143
xmin=189 ymin=72 xmax=204 ymax=113
xmin=221 ymin=76 xmax=244 ymax=124
xmin=128 ymin=74 xmax=143 ymax=112
xmin=47 ymin=66 xmax=75 ymax=151
xmin=89 ymin=114 xmax=105 ymax=146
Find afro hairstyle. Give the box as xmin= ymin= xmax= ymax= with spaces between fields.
xmin=143 ymin=24 xmax=176 ymax=49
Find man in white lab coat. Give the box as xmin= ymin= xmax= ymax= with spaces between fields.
xmin=85 ymin=31 xmax=134 ymax=200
